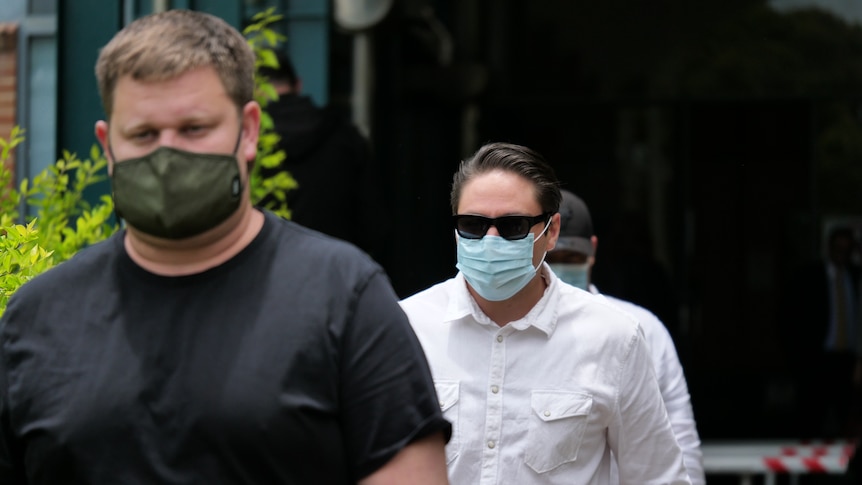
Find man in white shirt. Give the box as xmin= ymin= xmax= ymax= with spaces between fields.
xmin=545 ymin=189 xmax=705 ymax=485
xmin=400 ymin=142 xmax=691 ymax=485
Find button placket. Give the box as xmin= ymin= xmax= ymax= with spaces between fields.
xmin=480 ymin=328 xmax=509 ymax=484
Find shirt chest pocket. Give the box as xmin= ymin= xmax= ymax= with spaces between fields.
xmin=524 ymin=390 xmax=593 ymax=473
xmin=434 ymin=380 xmax=460 ymax=464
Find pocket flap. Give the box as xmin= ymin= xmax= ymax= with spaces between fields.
xmin=434 ymin=380 xmax=460 ymax=412
xmin=531 ymin=391 xmax=592 ymax=422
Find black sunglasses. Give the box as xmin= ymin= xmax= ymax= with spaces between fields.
xmin=453 ymin=213 xmax=552 ymax=240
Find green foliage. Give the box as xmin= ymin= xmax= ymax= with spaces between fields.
xmin=0 ymin=8 xmax=297 ymax=314
xmin=0 ymin=126 xmax=23 ymax=222
xmin=0 ymin=130 xmax=117 ymax=313
xmin=22 ymin=147 xmax=117 ymax=263
xmin=0 ymin=221 xmax=55 ymax=312
xmin=244 ymin=7 xmax=298 ymax=219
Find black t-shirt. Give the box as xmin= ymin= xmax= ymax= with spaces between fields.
xmin=0 ymin=211 xmax=449 ymax=484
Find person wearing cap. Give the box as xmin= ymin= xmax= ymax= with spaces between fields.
xmin=546 ymin=190 xmax=705 ymax=485
xmin=400 ymin=142 xmax=691 ymax=484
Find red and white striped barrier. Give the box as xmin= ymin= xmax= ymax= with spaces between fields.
xmin=702 ymin=440 xmax=856 ymax=485
xmin=704 ymin=440 xmax=854 ymax=457
xmin=704 ymin=453 xmax=850 ymax=474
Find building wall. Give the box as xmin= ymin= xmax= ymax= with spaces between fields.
xmin=0 ymin=23 xmax=18 ymax=176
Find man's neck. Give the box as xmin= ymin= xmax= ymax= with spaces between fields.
xmin=123 ymin=203 xmax=264 ymax=276
xmin=274 ymin=82 xmax=295 ymax=97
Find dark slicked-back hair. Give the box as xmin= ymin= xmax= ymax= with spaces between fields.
xmin=451 ymin=142 xmax=562 ymax=215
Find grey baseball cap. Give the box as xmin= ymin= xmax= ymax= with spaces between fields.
xmin=553 ymin=189 xmax=594 ymax=256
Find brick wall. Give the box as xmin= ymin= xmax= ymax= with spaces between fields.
xmin=0 ymin=23 xmax=18 ymax=179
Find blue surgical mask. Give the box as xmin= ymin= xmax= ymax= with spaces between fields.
xmin=549 ymin=262 xmax=590 ymax=291
xmin=456 ymin=223 xmax=549 ymax=301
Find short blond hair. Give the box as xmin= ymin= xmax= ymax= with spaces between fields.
xmin=95 ymin=9 xmax=255 ymax=118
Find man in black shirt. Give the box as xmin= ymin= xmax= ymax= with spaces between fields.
xmin=0 ymin=9 xmax=449 ymax=484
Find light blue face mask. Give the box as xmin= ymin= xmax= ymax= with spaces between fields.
xmin=548 ymin=262 xmax=590 ymax=291
xmin=456 ymin=222 xmax=550 ymax=301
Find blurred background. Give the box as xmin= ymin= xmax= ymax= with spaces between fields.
xmin=2 ymin=0 xmax=861 ymax=473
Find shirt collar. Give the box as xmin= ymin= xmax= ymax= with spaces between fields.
xmin=447 ymin=264 xmax=561 ymax=337
xmin=443 ymin=272 xmax=477 ymax=323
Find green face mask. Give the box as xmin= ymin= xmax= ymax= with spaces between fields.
xmin=111 ymin=145 xmax=243 ymax=240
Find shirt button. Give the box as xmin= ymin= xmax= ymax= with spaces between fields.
xmin=491 ymin=385 xmax=499 ymax=394
xmin=439 ymin=402 xmax=445 ymax=408
xmin=488 ymin=440 xmax=496 ymax=449
xmin=544 ymin=410 xmax=551 ymax=417
xmin=496 ymin=335 xmax=503 ymax=342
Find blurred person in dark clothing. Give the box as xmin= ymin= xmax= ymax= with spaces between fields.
xmin=258 ymin=51 xmax=387 ymax=264
xmin=786 ymin=225 xmax=861 ymax=439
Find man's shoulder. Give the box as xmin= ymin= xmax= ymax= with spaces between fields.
xmin=604 ymin=295 xmax=665 ymax=331
xmin=1 ymin=235 xmax=122 ymax=332
xmin=571 ymin=287 xmax=638 ymax=321
xmin=268 ymin=211 xmax=359 ymax=248
xmin=400 ymin=278 xmax=457 ymax=308
xmin=602 ymin=294 xmax=679 ymax=359
xmin=264 ymin=212 xmax=382 ymax=279
xmin=558 ymin=287 xmax=641 ymax=339
xmin=14 ymin=235 xmax=120 ymax=298
xmin=398 ymin=278 xmax=461 ymax=332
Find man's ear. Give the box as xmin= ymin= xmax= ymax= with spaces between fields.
xmin=589 ymin=235 xmax=599 ymax=269
xmin=546 ymin=212 xmax=562 ymax=251
xmin=95 ymin=120 xmax=113 ymax=175
xmin=240 ymin=101 xmax=261 ymax=165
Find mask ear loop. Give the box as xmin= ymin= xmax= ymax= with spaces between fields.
xmin=107 ymin=142 xmax=116 ymax=164
xmin=532 ymin=214 xmax=553 ymax=272
xmin=533 ymin=214 xmax=552 ymax=242
xmin=231 ymin=124 xmax=245 ymax=197
xmin=105 ymin=140 xmax=126 ymax=227
xmin=232 ymin=124 xmax=244 ymax=155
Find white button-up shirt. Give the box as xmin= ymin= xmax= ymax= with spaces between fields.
xmin=400 ymin=267 xmax=691 ymax=485
xmin=592 ymin=286 xmax=705 ymax=485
